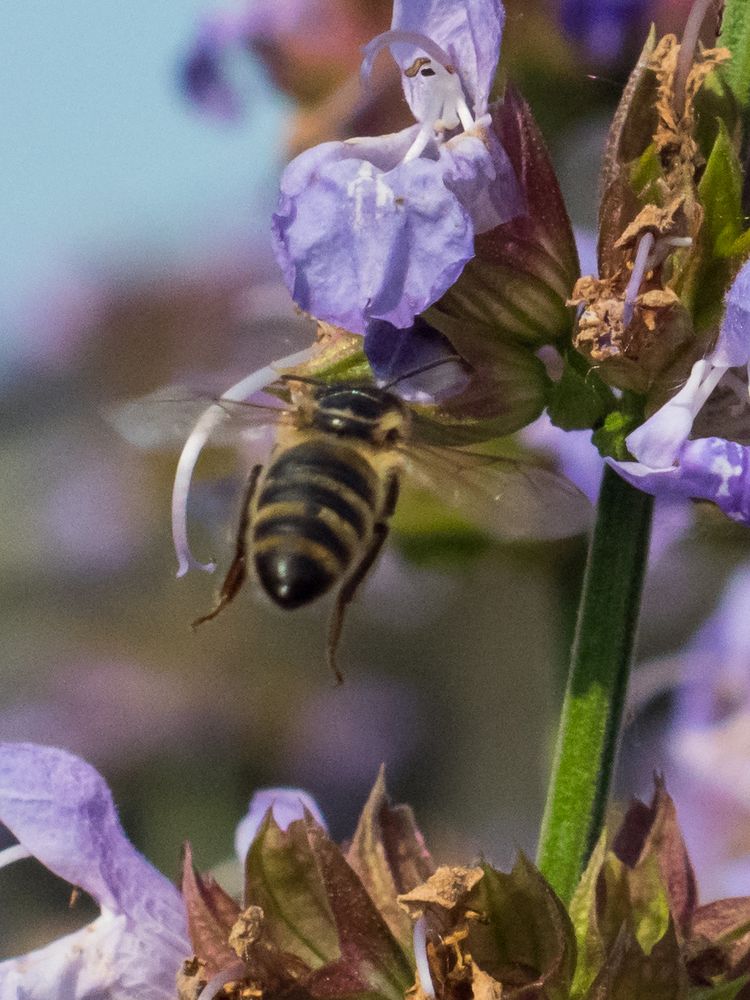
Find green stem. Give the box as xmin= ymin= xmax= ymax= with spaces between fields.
xmin=536 ymin=465 xmax=653 ymax=903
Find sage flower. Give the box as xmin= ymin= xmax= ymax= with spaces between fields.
xmin=0 ymin=742 xmax=321 ymax=1000
xmin=271 ymin=0 xmax=523 ymax=336
xmin=610 ymin=261 xmax=750 ymax=523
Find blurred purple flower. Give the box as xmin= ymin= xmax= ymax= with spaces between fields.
xmin=0 ymin=743 xmax=325 ymax=999
xmin=611 ymin=260 xmax=750 ymax=524
xmin=272 ymin=0 xmax=523 ymax=335
xmin=181 ymin=1 xmax=325 ymax=119
xmin=234 ymin=788 xmax=326 ymax=861
xmin=665 ymin=565 xmax=750 ymax=897
xmin=0 ymin=743 xmax=188 ymax=1000
xmin=560 ymin=0 xmax=651 ymax=65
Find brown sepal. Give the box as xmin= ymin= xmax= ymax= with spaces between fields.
xmin=424 ymin=87 xmax=579 ymax=357
xmin=181 ymin=842 xmax=242 ymax=977
xmin=611 ymin=777 xmax=698 ymax=938
xmin=584 ymin=922 xmax=688 ymax=1000
xmin=346 ymin=767 xmax=436 ymax=950
xmin=687 ymin=897 xmax=750 ymax=984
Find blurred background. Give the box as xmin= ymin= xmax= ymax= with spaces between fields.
xmin=4 ymin=0 xmax=750 ymax=960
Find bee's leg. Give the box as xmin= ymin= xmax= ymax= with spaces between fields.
xmin=326 ymin=521 xmax=389 ymax=685
xmin=192 ymin=464 xmax=262 ymax=629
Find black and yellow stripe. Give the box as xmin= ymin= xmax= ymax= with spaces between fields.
xmin=252 ymin=440 xmax=379 ymax=609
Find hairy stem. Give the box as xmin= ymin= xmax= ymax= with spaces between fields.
xmin=536 ymin=466 xmax=653 ymax=903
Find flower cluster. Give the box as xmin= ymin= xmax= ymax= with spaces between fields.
xmin=271 ymin=0 xmax=523 ymax=344
xmin=4 ymin=743 xmax=750 ymax=1000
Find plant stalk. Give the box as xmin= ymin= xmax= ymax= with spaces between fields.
xmin=536 ymin=465 xmax=653 ymax=903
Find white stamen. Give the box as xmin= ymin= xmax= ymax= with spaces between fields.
xmin=0 ymin=844 xmax=31 ymax=870
xmin=197 ymin=960 xmax=246 ymax=1000
xmin=172 ymin=345 xmax=320 ymax=578
xmin=403 ymin=121 xmax=438 ymax=162
xmin=413 ymin=916 xmax=436 ymax=999
xmin=360 ymin=28 xmax=475 ymax=163
xmin=622 ymin=232 xmax=655 ymax=327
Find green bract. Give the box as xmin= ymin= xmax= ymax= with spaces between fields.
xmin=178 ymin=776 xmax=750 ymax=1000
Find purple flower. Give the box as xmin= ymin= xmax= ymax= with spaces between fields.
xmin=0 ymin=743 xmax=325 ymax=1000
xmin=271 ymin=0 xmax=523 ymax=335
xmin=234 ymin=787 xmax=326 ymax=862
xmin=0 ymin=743 xmax=188 ymax=1000
xmin=662 ymin=565 xmax=750 ymax=897
xmin=181 ymin=1 xmax=328 ymax=119
xmin=364 ymin=316 xmax=469 ymax=399
xmin=610 ymin=260 xmax=750 ymax=524
xmin=560 ymin=0 xmax=651 ymax=66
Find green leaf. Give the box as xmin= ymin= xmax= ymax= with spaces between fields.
xmin=584 ymin=923 xmax=687 ymax=1000
xmin=547 ymin=350 xmax=615 ymax=432
xmin=245 ymin=815 xmax=414 ymax=1000
xmin=302 ymin=821 xmax=414 ymax=1000
xmin=569 ymin=835 xmax=607 ymax=999
xmin=591 ymin=395 xmax=645 ymax=460
xmin=681 ymin=120 xmax=747 ymax=332
xmin=689 ymin=980 xmax=748 ymax=1000
xmin=468 ymin=857 xmax=576 ymax=1000
xmin=244 ymin=814 xmax=341 ymax=969
xmin=698 ymin=121 xmax=744 ymax=259
xmin=629 ymin=142 xmax=664 ymax=204
xmin=719 ymin=0 xmax=750 ymax=113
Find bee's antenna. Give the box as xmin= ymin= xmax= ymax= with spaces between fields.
xmin=277 ymin=373 xmax=325 ymax=386
xmin=381 ymin=354 xmax=465 ymax=391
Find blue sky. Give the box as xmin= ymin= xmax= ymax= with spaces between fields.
xmin=1 ymin=1 xmax=286 ymax=341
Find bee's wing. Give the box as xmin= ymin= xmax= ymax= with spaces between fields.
xmin=107 ymin=387 xmax=288 ymax=450
xmin=400 ymin=443 xmax=592 ymax=541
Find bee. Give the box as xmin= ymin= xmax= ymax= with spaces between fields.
xmin=115 ymin=354 xmax=590 ymax=681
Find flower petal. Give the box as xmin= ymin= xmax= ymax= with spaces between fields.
xmin=391 ymin=0 xmax=504 ymax=117
xmin=234 ymin=788 xmax=326 ymax=863
xmin=0 ymin=911 xmax=183 ymax=1000
xmin=711 ymin=259 xmax=750 ymax=368
xmin=272 ymin=131 xmax=477 ymax=334
xmin=625 ymin=360 xmax=710 ymax=469
xmin=440 ymin=116 xmax=523 ymax=233
xmin=610 ymin=437 xmax=750 ymax=523
xmin=364 ymin=316 xmax=468 ymax=400
xmin=0 ymin=743 xmax=186 ymax=931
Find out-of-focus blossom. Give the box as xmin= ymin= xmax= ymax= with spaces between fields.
xmin=0 ymin=661 xmax=256 ymax=767
xmin=0 ymin=743 xmax=189 ymax=1000
xmin=180 ymin=0 xmax=390 ymax=120
xmin=0 ymin=743 xmax=326 ymax=1000
xmin=660 ymin=565 xmax=750 ymax=897
xmin=560 ymin=0 xmax=651 ymax=66
xmin=611 ymin=260 xmax=750 ymax=524
xmin=234 ymin=787 xmax=326 ymax=861
xmin=286 ymin=676 xmax=424 ymax=795
xmin=272 ymin=0 xmax=523 ymax=336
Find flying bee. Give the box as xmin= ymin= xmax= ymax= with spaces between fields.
xmin=114 ymin=350 xmax=591 ymax=680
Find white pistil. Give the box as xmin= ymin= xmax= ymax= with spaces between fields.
xmin=413 ymin=916 xmax=436 ymax=999
xmin=622 ymin=232 xmax=655 ymax=327
xmin=0 ymin=844 xmax=31 ymax=870
xmin=172 ymin=345 xmax=320 ymax=578
xmin=197 ymin=960 xmax=247 ymax=1000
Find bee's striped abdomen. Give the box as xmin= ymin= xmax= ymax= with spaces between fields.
xmin=252 ymin=440 xmax=378 ymax=609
